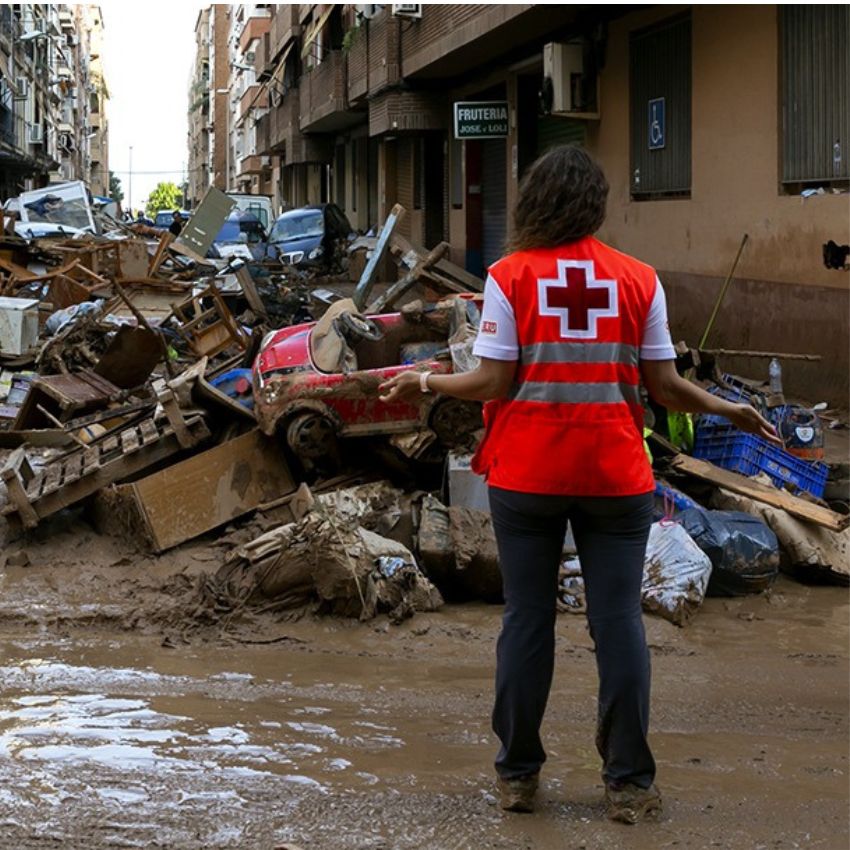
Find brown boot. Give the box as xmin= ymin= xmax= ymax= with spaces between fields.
xmin=605 ymin=781 xmax=662 ymax=824
xmin=497 ymin=773 xmax=539 ymax=813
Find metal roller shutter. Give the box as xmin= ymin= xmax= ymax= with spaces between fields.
xmin=481 ymin=139 xmax=507 ymax=269
xmin=537 ymin=115 xmax=586 ymax=155
xmin=396 ymin=138 xmax=414 ymax=240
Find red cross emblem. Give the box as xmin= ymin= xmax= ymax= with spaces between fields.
xmin=537 ymin=259 xmax=618 ymax=338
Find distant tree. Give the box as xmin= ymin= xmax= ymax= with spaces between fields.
xmin=108 ymin=171 xmax=124 ymax=204
xmin=145 ymin=182 xmax=182 ymax=218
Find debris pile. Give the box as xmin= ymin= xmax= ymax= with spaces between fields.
xmin=0 ymin=181 xmax=846 ymax=634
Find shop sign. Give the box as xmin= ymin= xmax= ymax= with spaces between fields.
xmin=453 ymin=101 xmax=509 ymax=139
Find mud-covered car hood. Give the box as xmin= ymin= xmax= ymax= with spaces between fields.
xmin=255 ymin=325 xmax=313 ymax=381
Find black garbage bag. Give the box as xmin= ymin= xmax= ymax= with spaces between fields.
xmin=678 ymin=508 xmax=780 ymax=597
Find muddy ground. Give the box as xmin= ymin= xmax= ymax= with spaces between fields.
xmin=0 ymin=508 xmax=847 ymax=850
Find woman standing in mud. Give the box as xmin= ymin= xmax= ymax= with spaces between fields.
xmin=379 ymin=145 xmax=777 ymax=824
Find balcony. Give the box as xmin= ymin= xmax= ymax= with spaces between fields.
xmin=255 ymin=31 xmax=272 ymax=81
xmin=239 ymin=84 xmax=268 ymax=122
xmin=399 ymin=4 xmax=580 ymax=81
xmin=299 ymin=51 xmax=351 ymax=133
xmin=237 ymin=154 xmax=270 ymax=177
xmin=58 ymin=9 xmax=74 ymax=33
xmin=346 ymin=23 xmax=368 ymax=106
xmin=271 ymin=4 xmax=301 ymax=59
xmin=238 ymin=12 xmax=271 ymax=55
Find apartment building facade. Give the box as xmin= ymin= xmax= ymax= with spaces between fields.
xmin=0 ymin=3 xmax=109 ymax=200
xmin=189 ymin=4 xmax=847 ymax=400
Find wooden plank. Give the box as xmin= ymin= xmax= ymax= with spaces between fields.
xmin=0 ymin=467 xmax=39 ymax=528
xmin=139 ymin=419 xmax=159 ymax=445
xmin=353 ymin=204 xmax=405 ymax=310
xmin=40 ymin=463 xmax=64 ymax=496
xmin=366 ymin=242 xmax=450 ymax=314
xmin=235 ymin=264 xmax=268 ymax=321
xmin=10 ymin=417 xmax=210 ymax=525
xmin=669 ymin=454 xmax=848 ymax=533
xmin=129 ymin=429 xmax=295 ymax=552
xmin=61 ymin=453 xmax=85 ymax=486
xmin=100 ymin=435 xmax=120 ymax=456
xmin=82 ymin=447 xmax=100 ymax=476
xmin=148 ymin=231 xmax=175 ymax=276
xmin=433 ymin=257 xmax=484 ymax=292
xmin=121 ymin=428 xmax=141 ymax=455
xmin=158 ymin=388 xmax=195 ymax=448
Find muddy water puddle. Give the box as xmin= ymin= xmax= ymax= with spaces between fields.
xmin=0 ymin=582 xmax=846 ymax=849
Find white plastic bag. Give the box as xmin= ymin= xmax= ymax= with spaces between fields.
xmin=642 ymin=522 xmax=713 ymax=626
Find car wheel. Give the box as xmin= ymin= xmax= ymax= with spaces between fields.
xmin=285 ymin=411 xmax=339 ymax=461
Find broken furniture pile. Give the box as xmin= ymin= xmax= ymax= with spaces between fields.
xmin=0 ymin=194 xmax=490 ymax=624
xmin=0 ymin=189 xmax=846 ymax=631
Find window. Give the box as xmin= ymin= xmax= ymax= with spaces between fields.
xmin=781 ymin=6 xmax=849 ymax=189
xmin=629 ymin=14 xmax=692 ymax=199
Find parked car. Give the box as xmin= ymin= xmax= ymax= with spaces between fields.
xmin=252 ymin=295 xmax=483 ymax=473
xmin=153 ymin=209 xmax=191 ymax=231
xmin=207 ymin=211 xmax=269 ymax=261
xmin=267 ymin=203 xmax=352 ymax=269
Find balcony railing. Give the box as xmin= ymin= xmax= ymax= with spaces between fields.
xmin=271 ymin=4 xmax=301 ymax=59
xmin=237 ymin=154 xmax=270 ymax=176
xmin=238 ymin=13 xmax=271 ymax=55
xmin=299 ymin=50 xmax=347 ymax=132
xmin=239 ymin=84 xmax=268 ymax=121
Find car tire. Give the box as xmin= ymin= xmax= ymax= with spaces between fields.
xmin=284 ymin=411 xmax=340 ymax=476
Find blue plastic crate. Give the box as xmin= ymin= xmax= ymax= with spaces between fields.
xmin=697 ymin=383 xmax=753 ymax=429
xmin=693 ymin=424 xmax=828 ymax=498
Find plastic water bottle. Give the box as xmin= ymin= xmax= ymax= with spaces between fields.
xmin=834 ymin=140 xmax=842 ymax=176
xmin=769 ymin=358 xmax=783 ymax=394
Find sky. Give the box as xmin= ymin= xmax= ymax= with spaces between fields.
xmin=100 ymin=0 xmax=208 ymax=213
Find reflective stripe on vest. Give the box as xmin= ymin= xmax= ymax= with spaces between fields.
xmin=520 ymin=341 xmax=640 ymax=367
xmin=509 ymin=380 xmax=642 ymax=406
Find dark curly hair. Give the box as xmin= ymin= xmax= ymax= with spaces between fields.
xmin=507 ymin=145 xmax=608 ymax=253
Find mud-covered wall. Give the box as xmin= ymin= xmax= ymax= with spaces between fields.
xmin=586 ymin=4 xmax=849 ymax=404
xmin=661 ymin=271 xmax=849 ymax=405
xmin=592 ymin=5 xmax=849 ymax=293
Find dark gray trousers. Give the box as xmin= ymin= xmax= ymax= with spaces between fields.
xmin=488 ymin=486 xmax=656 ymax=789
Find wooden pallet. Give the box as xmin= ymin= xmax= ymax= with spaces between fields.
xmin=1 ymin=400 xmax=210 ymax=530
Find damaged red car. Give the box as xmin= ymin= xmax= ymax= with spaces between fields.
xmin=252 ymin=296 xmax=484 ymax=471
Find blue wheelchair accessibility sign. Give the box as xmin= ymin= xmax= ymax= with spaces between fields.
xmin=648 ymin=97 xmax=665 ymax=150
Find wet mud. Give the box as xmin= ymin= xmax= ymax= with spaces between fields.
xmin=0 ymin=517 xmax=847 ymax=848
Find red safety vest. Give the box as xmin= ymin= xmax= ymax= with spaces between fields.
xmin=471 ymin=236 xmax=658 ymax=496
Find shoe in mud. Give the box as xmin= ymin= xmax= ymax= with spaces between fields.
xmin=497 ymin=773 xmax=539 ymax=813
xmin=605 ymin=781 xmax=662 ymax=824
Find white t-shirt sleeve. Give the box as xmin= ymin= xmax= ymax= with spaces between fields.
xmin=472 ymin=274 xmax=519 ymax=361
xmin=640 ymin=277 xmax=677 ymax=360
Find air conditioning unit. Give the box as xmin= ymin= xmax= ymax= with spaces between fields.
xmin=28 ymin=124 xmax=44 ymax=145
xmin=541 ymin=41 xmax=599 ymax=118
xmin=355 ymin=4 xmax=382 ymax=19
xmin=14 ymin=77 xmax=29 ymax=100
xmin=392 ymin=4 xmax=421 ymax=19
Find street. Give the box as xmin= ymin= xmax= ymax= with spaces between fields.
xmin=0 ymin=550 xmax=845 ymax=849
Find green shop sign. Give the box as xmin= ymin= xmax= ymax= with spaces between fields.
xmin=453 ymin=101 xmax=509 ymax=139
